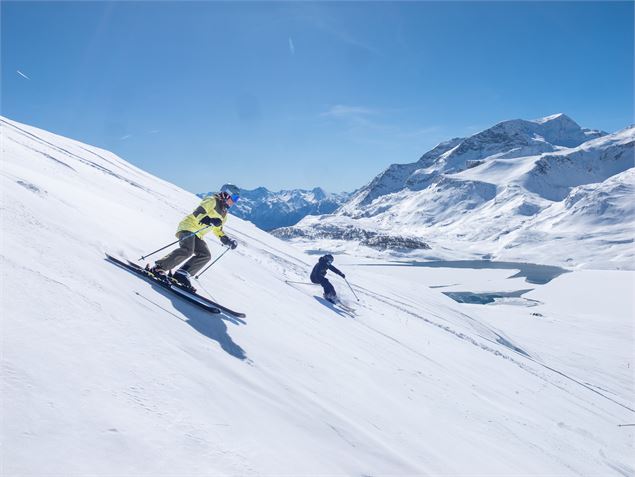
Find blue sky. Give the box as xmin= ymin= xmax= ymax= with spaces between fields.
xmin=3 ymin=1 xmax=633 ymax=193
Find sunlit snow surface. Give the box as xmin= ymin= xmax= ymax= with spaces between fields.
xmin=1 ymin=117 xmax=633 ymax=475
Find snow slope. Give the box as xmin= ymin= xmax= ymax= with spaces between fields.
xmin=1 ymin=117 xmax=633 ymax=475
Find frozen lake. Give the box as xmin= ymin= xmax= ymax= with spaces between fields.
xmin=364 ymin=259 xmax=569 ymax=285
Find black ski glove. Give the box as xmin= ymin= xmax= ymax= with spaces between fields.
xmin=340 ymin=272 xmax=346 ymax=279
xmin=221 ymin=235 xmax=238 ymax=249
xmin=200 ymin=216 xmax=223 ymax=227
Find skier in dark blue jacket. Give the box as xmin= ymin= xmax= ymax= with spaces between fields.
xmin=310 ymin=254 xmax=345 ymax=303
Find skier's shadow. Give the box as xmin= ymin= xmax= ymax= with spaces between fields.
xmin=136 ymin=283 xmax=248 ymax=361
xmin=314 ymin=296 xmax=354 ymax=318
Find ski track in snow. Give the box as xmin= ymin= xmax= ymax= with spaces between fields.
xmin=353 ymin=283 xmax=635 ymax=415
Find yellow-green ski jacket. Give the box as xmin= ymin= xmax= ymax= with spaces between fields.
xmin=177 ymin=195 xmax=228 ymax=239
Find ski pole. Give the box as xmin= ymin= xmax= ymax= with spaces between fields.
xmin=344 ymin=277 xmax=360 ymax=302
xmin=195 ymin=247 xmax=231 ymax=279
xmin=138 ymin=225 xmax=212 ymax=261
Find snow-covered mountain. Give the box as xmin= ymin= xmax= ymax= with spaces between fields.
xmin=277 ymin=114 xmax=633 ymax=269
xmin=2 ymin=116 xmax=633 ymax=475
xmin=198 ymin=186 xmax=350 ymax=231
xmin=342 ymin=113 xmax=606 ymax=211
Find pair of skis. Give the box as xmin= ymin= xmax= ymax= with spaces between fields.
xmin=284 ymin=280 xmax=356 ymax=314
xmin=105 ymin=254 xmax=246 ymax=318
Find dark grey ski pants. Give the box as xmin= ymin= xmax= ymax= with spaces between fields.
xmin=155 ymin=231 xmax=211 ymax=275
xmin=311 ymin=275 xmax=336 ymax=298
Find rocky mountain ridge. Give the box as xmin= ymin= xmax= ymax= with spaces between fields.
xmin=198 ymin=186 xmax=351 ymax=231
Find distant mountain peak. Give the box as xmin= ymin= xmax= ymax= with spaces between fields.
xmin=197 ymin=186 xmax=351 ymax=231
xmin=532 ymin=112 xmax=575 ymax=125
xmin=311 ymin=187 xmax=327 ymax=200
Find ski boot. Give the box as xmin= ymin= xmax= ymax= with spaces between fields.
xmin=324 ymin=292 xmax=338 ymax=305
xmin=148 ymin=264 xmax=166 ymax=275
xmin=147 ymin=264 xmax=168 ymax=281
xmin=173 ymin=269 xmax=196 ymax=293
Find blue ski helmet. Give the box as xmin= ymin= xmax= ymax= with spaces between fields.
xmin=220 ymin=183 xmax=241 ymax=205
xmin=324 ymin=254 xmax=334 ymax=264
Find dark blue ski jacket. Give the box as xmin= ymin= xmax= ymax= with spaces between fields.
xmin=310 ymin=256 xmax=344 ymax=283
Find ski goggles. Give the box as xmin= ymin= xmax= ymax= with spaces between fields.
xmin=230 ymin=194 xmax=240 ymax=203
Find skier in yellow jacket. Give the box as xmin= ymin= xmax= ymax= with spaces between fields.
xmin=152 ymin=185 xmax=239 ymax=289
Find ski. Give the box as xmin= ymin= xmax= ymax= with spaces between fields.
xmin=170 ymin=285 xmax=246 ymax=318
xmin=105 ymin=254 xmax=221 ymax=314
xmin=286 ymin=280 xmax=354 ymax=314
xmin=335 ymin=301 xmax=356 ymax=314
xmin=122 ymin=256 xmax=246 ymax=318
xmin=319 ymin=296 xmax=356 ymax=316
xmin=198 ymin=301 xmax=246 ymax=319
xmin=327 ymin=297 xmax=356 ymax=314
